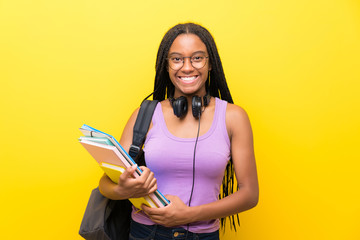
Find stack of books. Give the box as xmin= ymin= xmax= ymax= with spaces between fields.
xmin=79 ymin=124 xmax=169 ymax=210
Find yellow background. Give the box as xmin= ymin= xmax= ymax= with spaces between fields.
xmin=1 ymin=0 xmax=359 ymax=239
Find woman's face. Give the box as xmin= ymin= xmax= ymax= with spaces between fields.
xmin=167 ymin=34 xmax=211 ymax=98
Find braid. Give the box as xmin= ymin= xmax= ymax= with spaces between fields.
xmin=153 ymin=22 xmax=239 ymax=231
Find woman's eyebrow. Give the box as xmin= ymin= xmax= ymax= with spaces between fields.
xmin=168 ymin=50 xmax=207 ymax=56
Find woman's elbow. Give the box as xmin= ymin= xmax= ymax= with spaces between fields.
xmin=249 ymin=192 xmax=259 ymax=209
xmin=244 ymin=187 xmax=259 ymax=210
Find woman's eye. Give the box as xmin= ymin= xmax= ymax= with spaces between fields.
xmin=172 ymin=57 xmax=182 ymax=62
xmin=192 ymin=56 xmax=204 ymax=61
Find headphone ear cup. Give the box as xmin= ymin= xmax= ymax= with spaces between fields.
xmin=172 ymin=96 xmax=188 ymax=118
xmin=192 ymin=95 xmax=202 ymax=118
xmin=203 ymin=93 xmax=210 ymax=107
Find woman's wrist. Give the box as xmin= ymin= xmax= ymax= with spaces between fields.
xmin=187 ymin=205 xmax=202 ymax=223
xmin=99 ymin=175 xmax=127 ymax=200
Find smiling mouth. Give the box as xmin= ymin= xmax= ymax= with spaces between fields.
xmin=178 ymin=76 xmax=198 ymax=83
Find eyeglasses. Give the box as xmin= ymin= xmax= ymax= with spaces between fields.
xmin=167 ymin=53 xmax=209 ymax=70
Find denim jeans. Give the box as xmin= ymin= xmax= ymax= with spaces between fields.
xmin=129 ymin=220 xmax=219 ymax=240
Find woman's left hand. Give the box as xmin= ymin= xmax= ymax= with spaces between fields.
xmin=141 ymin=195 xmax=193 ymax=227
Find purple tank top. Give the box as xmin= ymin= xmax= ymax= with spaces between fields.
xmin=131 ymin=97 xmax=231 ymax=233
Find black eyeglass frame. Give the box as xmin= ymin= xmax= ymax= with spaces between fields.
xmin=167 ymin=55 xmax=209 ymax=70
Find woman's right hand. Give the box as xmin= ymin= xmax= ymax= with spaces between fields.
xmin=99 ymin=106 xmax=158 ymax=200
xmin=116 ymin=165 xmax=158 ymax=198
xmin=99 ymin=164 xmax=157 ymax=200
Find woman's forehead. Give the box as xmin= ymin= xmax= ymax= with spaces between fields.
xmin=169 ymin=34 xmax=207 ymax=55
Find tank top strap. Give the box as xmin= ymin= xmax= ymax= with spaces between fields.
xmin=214 ymin=97 xmax=230 ymax=146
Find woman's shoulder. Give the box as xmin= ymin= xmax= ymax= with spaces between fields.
xmin=225 ymin=102 xmax=248 ymax=119
xmin=224 ymin=102 xmax=252 ymax=138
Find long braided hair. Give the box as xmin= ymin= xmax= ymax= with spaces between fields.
xmin=152 ymin=23 xmax=240 ymax=230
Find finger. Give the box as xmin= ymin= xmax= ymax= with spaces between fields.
xmin=164 ymin=195 xmax=175 ymax=201
xmin=138 ymin=166 xmax=151 ymax=178
xmin=142 ymin=167 xmax=153 ymax=178
xmin=139 ymin=165 xmax=147 ymax=171
xmin=137 ymin=168 xmax=153 ymax=187
xmin=147 ymin=215 xmax=162 ymax=224
xmin=119 ymin=164 xmax=137 ymax=182
xmin=142 ymin=203 xmax=162 ymax=214
xmin=142 ymin=171 xmax=155 ymax=189
xmin=141 ymin=204 xmax=152 ymax=215
xmin=147 ymin=178 xmax=157 ymax=193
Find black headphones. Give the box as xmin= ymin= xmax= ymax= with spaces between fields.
xmin=169 ymin=93 xmax=211 ymax=118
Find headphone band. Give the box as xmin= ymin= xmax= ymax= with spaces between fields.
xmin=169 ymin=93 xmax=211 ymax=118
xmin=169 ymin=93 xmax=210 ymax=106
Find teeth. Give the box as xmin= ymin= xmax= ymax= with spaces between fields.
xmin=180 ymin=76 xmax=196 ymax=81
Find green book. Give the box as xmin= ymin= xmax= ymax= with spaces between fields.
xmin=79 ymin=136 xmax=113 ymax=146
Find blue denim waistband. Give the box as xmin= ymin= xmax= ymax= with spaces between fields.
xmin=129 ymin=219 xmax=219 ymax=240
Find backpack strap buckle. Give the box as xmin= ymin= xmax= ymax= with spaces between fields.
xmin=129 ymin=144 xmax=141 ymax=158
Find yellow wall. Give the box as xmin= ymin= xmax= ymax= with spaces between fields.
xmin=1 ymin=0 xmax=359 ymax=239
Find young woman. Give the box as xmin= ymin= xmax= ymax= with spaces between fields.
xmin=99 ymin=23 xmax=259 ymax=239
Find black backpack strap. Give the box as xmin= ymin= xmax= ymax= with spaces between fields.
xmin=129 ymin=100 xmax=158 ymax=159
